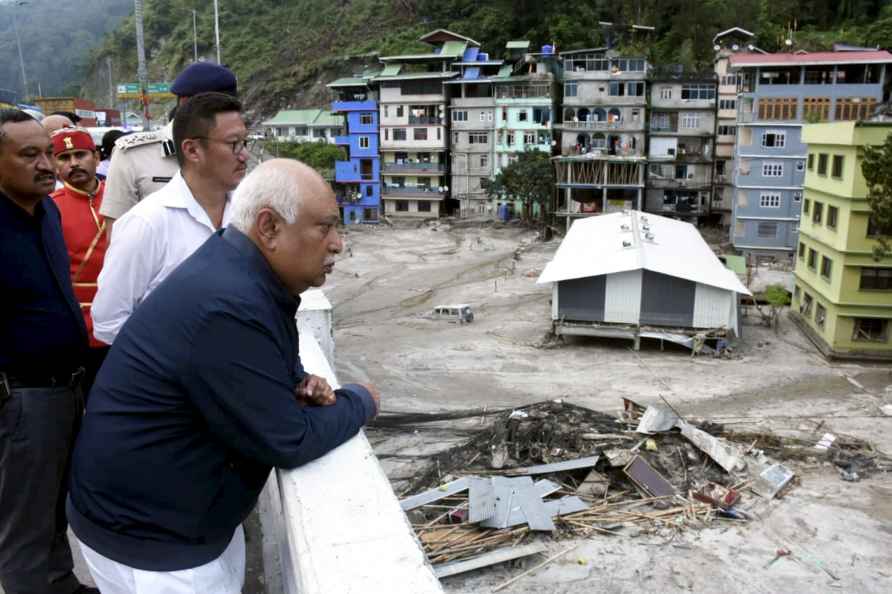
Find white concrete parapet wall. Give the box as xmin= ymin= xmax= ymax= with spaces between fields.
xmin=296 ymin=289 xmax=335 ymax=367
xmin=261 ymin=290 xmax=442 ymax=594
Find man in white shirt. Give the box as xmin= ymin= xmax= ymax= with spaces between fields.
xmin=92 ymin=93 xmax=249 ymax=344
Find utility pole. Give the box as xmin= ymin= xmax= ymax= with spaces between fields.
xmin=192 ymin=9 xmax=198 ymax=61
xmin=107 ymin=56 xmax=114 ymax=109
xmin=12 ymin=1 xmax=29 ymax=100
xmin=213 ymin=0 xmax=221 ymax=64
xmin=134 ymin=0 xmax=150 ymax=129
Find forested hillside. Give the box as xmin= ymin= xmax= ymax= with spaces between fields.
xmin=0 ymin=0 xmax=131 ymax=99
xmin=54 ymin=0 xmax=892 ymax=118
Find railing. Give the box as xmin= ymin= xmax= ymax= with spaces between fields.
xmin=382 ymin=162 xmax=446 ymax=174
xmin=254 ymin=293 xmax=442 ymax=594
xmin=331 ymin=99 xmax=377 ymax=113
xmin=383 ymin=186 xmax=446 ymax=198
xmin=408 ymin=116 xmax=442 ymax=125
xmin=561 ymin=120 xmax=623 ymax=130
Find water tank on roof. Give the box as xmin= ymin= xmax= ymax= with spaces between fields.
xmin=478 ymin=52 xmax=489 ymax=62
xmin=542 ymin=45 xmax=554 ymax=55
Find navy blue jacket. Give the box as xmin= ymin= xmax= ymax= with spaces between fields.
xmin=0 ymin=192 xmax=87 ymax=377
xmin=68 ymin=227 xmax=375 ymax=571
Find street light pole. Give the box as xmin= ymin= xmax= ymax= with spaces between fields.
xmin=213 ymin=0 xmax=221 ymax=64
xmin=134 ymin=0 xmax=150 ymax=130
xmin=12 ymin=1 xmax=30 ymax=100
xmin=192 ymin=9 xmax=198 ymax=61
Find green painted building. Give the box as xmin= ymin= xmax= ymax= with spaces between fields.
xmin=791 ymin=121 xmax=892 ymax=360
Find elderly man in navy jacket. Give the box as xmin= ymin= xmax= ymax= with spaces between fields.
xmin=67 ymin=159 xmax=380 ymax=594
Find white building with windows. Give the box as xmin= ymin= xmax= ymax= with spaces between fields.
xmin=261 ymin=109 xmax=345 ymax=143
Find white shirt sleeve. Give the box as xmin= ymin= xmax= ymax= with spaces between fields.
xmin=92 ymin=213 xmax=163 ymax=344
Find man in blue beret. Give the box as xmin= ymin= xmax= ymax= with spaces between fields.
xmin=99 ymin=62 xmax=238 ymax=226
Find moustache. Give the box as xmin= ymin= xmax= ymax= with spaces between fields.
xmin=34 ymin=173 xmax=55 ymax=183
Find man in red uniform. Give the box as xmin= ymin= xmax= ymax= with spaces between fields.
xmin=51 ymin=128 xmax=109 ymax=394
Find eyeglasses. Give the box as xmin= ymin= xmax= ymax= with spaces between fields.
xmin=192 ymin=136 xmax=251 ymax=155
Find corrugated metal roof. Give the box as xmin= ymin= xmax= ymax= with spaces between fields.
xmin=380 ymin=53 xmax=454 ymax=61
xmin=374 ymin=71 xmax=458 ymax=81
xmin=731 ymin=50 xmax=892 ymax=67
xmin=463 ymin=47 xmax=480 ymax=62
xmin=440 ymin=41 xmax=469 ymax=58
xmin=261 ymin=109 xmax=322 ymax=126
xmin=327 ymin=77 xmax=368 ymax=88
xmin=537 ymin=211 xmax=750 ymax=295
xmin=418 ymin=29 xmax=481 ymax=47
xmin=311 ymin=111 xmax=344 ymax=127
xmin=463 ymin=67 xmax=480 ymax=80
xmin=496 ymin=64 xmax=514 ymax=78
xmin=506 ymin=40 xmax=531 ymax=50
xmin=380 ymin=64 xmax=402 ymax=76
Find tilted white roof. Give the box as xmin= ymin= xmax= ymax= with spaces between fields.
xmin=537 ymin=211 xmax=751 ymax=295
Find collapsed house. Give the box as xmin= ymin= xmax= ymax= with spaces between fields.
xmin=537 ymin=210 xmax=751 ymax=350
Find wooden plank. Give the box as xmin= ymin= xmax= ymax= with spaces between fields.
xmin=432 ymin=543 xmax=547 ymax=579
xmin=399 ymin=477 xmax=471 ymax=511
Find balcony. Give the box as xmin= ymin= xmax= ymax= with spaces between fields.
xmin=335 ymin=161 xmax=375 ymax=183
xmin=382 ymin=162 xmax=446 ymax=174
xmin=383 ymin=186 xmax=446 ymax=199
xmin=408 ymin=116 xmax=442 ymax=125
xmin=331 ymin=99 xmax=377 ymax=113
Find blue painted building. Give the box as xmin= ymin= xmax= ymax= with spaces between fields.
xmin=729 ymin=50 xmax=892 ymax=258
xmin=328 ymin=74 xmax=381 ymax=224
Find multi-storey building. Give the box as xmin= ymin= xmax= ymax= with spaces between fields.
xmin=729 ymin=50 xmax=892 ymax=259
xmin=554 ymin=49 xmax=649 ymax=229
xmin=791 ymin=121 xmax=892 ymax=360
xmin=445 ymin=46 xmax=503 ymax=216
xmin=329 ymin=73 xmax=381 ymax=224
xmin=491 ymin=43 xmax=560 ymax=219
xmin=375 ymin=29 xmax=476 ymax=218
xmin=645 ymin=69 xmax=717 ymax=221
xmin=713 ymin=28 xmax=757 ymax=228
xmin=261 ymin=109 xmax=344 ymax=143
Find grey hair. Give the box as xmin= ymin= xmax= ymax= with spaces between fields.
xmin=229 ymin=161 xmax=303 ymax=232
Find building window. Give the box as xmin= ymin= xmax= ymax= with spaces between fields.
xmin=523 ymin=133 xmax=535 ymax=145
xmin=608 ymin=81 xmax=625 ymax=96
xmin=506 ymin=132 xmax=514 ymax=146
xmin=762 ymin=163 xmax=783 ymax=177
xmin=414 ymin=128 xmax=428 ymax=141
xmin=761 ymin=131 xmax=786 ymax=148
xmin=800 ymin=292 xmax=813 ymax=316
xmin=681 ymin=84 xmax=715 ymax=100
xmin=757 ymin=222 xmax=778 ymax=238
xmin=627 ymin=82 xmax=645 ymax=96
xmin=807 ymin=154 xmax=814 ymax=170
xmin=717 ymin=125 xmax=736 ymax=136
xmin=760 ymin=192 xmax=782 ymax=208
xmin=853 ymin=318 xmax=887 ymax=342
xmin=803 ymin=198 xmax=810 ymax=214
xmin=674 ymin=165 xmax=688 ymax=179
xmin=815 ymin=304 xmax=827 ymax=329
xmin=793 ymin=191 xmax=802 ymax=202
xmin=396 ymin=106 xmax=404 ymax=117
xmin=468 ymin=133 xmax=488 ymax=144
xmin=826 ymin=206 xmax=838 ymax=229
xmin=518 ymin=110 xmax=529 ymax=122
xmin=716 ymin=160 xmax=726 ymax=175
xmin=479 ymin=112 xmax=486 ymax=122
xmin=820 ymin=256 xmax=833 ymax=280
xmin=860 ymin=267 xmax=892 ymax=290
xmin=395 ymin=200 xmax=408 ymax=212
xmin=796 ymin=160 xmax=805 ymax=172
xmin=360 ymin=113 xmax=374 ymax=125
xmin=393 ymin=128 xmax=407 ymax=141
xmin=798 ymin=242 xmax=805 ymax=259
xmin=479 ymin=155 xmax=488 ymax=168
xmin=794 ymin=285 xmax=801 ymax=300
xmin=452 ymin=110 xmax=468 ymax=122
xmin=807 ymin=248 xmax=817 ymax=269
xmin=836 ymin=97 xmax=878 ymax=121
xmin=831 ymin=155 xmax=844 ymax=179
xmin=803 ymin=97 xmax=831 ymax=121
xmin=364 ymin=207 xmax=378 ymax=221
xmin=680 ymin=113 xmax=700 ymax=129
xmin=812 ymin=201 xmax=823 ymax=224
xmin=565 ymin=81 xmax=577 ymax=97
xmin=719 ymin=99 xmax=736 ymax=110
xmin=817 ymin=153 xmax=828 ymax=175
xmin=758 ymin=97 xmax=797 ymax=120
xmin=660 ymin=87 xmax=672 ymax=99
xmin=487 ymin=112 xmax=493 ymax=121
xmin=359 ymin=136 xmax=370 ymax=149
xmin=417 ymin=201 xmax=431 ymax=212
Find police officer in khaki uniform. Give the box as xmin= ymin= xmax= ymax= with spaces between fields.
xmin=99 ymin=62 xmax=238 ymax=223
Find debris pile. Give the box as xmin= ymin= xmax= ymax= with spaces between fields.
xmin=382 ymin=399 xmax=890 ymax=579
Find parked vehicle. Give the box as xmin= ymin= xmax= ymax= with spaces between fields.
xmin=428 ymin=304 xmax=474 ymax=324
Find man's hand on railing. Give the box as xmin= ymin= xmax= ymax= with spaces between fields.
xmin=358 ymin=383 xmax=381 ymax=419
xmin=295 ymin=374 xmax=336 ymax=407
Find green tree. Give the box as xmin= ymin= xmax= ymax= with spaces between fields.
xmin=756 ymin=283 xmax=791 ymax=331
xmin=859 ymin=132 xmax=892 ymax=259
xmin=482 ymin=149 xmax=554 ymax=224
xmin=262 ymin=140 xmax=346 ymax=179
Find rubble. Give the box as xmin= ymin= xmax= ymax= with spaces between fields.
xmin=376 ymin=399 xmax=891 ymax=582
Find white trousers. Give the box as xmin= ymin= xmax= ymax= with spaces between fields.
xmin=76 ymin=524 xmax=245 ymax=594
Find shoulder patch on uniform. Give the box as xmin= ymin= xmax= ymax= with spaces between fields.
xmin=116 ymin=131 xmax=163 ymax=151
